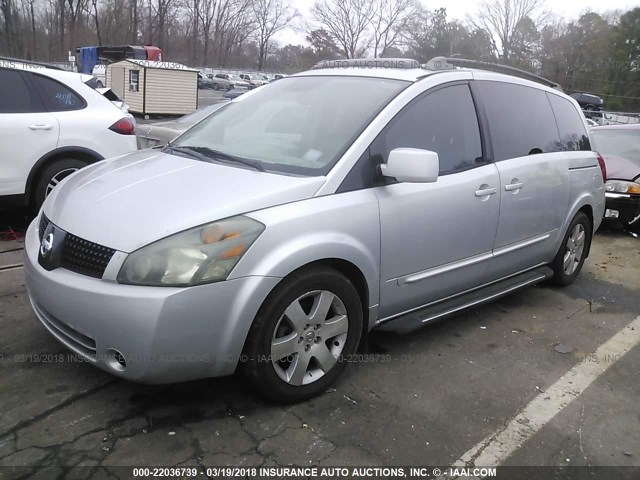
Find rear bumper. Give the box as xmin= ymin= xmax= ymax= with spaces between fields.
xmin=604 ymin=193 xmax=640 ymax=225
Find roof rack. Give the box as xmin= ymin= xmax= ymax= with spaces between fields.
xmin=0 ymin=56 xmax=63 ymax=70
xmin=424 ymin=56 xmax=563 ymax=92
xmin=312 ymin=58 xmax=421 ymax=70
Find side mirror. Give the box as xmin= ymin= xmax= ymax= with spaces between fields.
xmin=380 ymin=148 xmax=439 ymax=183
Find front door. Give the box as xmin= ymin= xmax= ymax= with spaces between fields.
xmin=0 ymin=68 xmax=59 ymax=197
xmin=373 ymin=83 xmax=501 ymax=320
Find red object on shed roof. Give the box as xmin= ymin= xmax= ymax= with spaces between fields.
xmin=144 ymin=46 xmax=163 ymax=61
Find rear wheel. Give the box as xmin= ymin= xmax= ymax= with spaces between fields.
xmin=550 ymin=212 xmax=592 ymax=286
xmin=33 ymin=158 xmax=88 ymax=211
xmin=242 ymin=266 xmax=362 ymax=403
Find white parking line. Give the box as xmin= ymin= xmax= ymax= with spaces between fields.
xmin=451 ymin=315 xmax=640 ymax=471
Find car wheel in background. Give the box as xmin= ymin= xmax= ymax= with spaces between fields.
xmin=550 ymin=211 xmax=592 ymax=286
xmin=213 ymin=83 xmax=219 ymax=91
xmin=242 ymin=265 xmax=363 ymax=404
xmin=33 ymin=158 xmax=89 ymax=211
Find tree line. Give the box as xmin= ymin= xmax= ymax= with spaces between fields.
xmin=0 ymin=0 xmax=638 ymax=110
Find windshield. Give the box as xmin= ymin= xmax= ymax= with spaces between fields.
xmin=591 ymin=129 xmax=640 ymax=167
xmin=173 ymin=76 xmax=408 ymax=175
xmin=228 ymin=74 xmax=243 ymax=81
xmin=177 ymin=102 xmax=228 ymax=124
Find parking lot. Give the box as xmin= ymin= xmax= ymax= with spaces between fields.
xmin=0 ymin=220 xmax=638 ymax=476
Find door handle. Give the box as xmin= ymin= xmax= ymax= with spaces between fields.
xmin=475 ymin=187 xmax=497 ymax=197
xmin=29 ymin=124 xmax=53 ymax=130
xmin=505 ymin=182 xmax=524 ymax=191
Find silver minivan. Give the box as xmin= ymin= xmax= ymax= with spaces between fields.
xmin=24 ymin=58 xmax=606 ymax=403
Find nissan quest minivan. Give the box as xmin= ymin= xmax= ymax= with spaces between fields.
xmin=25 ymin=58 xmax=606 ymax=403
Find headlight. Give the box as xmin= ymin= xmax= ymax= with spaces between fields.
xmin=605 ymin=180 xmax=640 ymax=194
xmin=117 ymin=216 xmax=264 ymax=286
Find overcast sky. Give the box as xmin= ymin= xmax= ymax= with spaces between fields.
xmin=274 ymin=0 xmax=640 ymax=46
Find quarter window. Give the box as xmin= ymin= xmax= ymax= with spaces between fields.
xmin=547 ymin=93 xmax=591 ymax=151
xmin=29 ymin=74 xmax=86 ymax=111
xmin=373 ymin=84 xmax=483 ymax=174
xmin=0 ymin=69 xmax=41 ymax=113
xmin=476 ymin=81 xmax=560 ymax=160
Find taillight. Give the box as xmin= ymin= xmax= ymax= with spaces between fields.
xmin=595 ymin=152 xmax=607 ymax=181
xmin=109 ymin=117 xmax=135 ymax=135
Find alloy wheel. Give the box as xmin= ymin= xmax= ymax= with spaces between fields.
xmin=45 ymin=168 xmax=79 ymax=197
xmin=270 ymin=290 xmax=348 ymax=386
xmin=563 ymin=223 xmax=586 ymax=275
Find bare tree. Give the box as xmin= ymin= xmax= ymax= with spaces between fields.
xmin=468 ymin=0 xmax=547 ymax=61
xmin=370 ymin=0 xmax=416 ymax=57
xmin=252 ymin=0 xmax=298 ymax=70
xmin=91 ymin=0 xmax=102 ymax=45
xmin=310 ymin=0 xmax=373 ymax=58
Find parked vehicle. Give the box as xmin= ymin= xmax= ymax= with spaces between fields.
xmin=25 ymin=58 xmax=604 ymax=403
xmin=570 ymin=92 xmax=605 ymax=111
xmin=135 ymin=101 xmax=229 ymax=148
xmin=591 ymin=124 xmax=640 ymax=230
xmin=197 ymin=72 xmax=216 ymax=89
xmin=240 ymin=73 xmax=267 ymax=87
xmin=204 ymin=74 xmax=232 ymax=91
xmin=0 ymin=62 xmax=137 ymax=211
xmin=214 ymin=73 xmax=252 ymax=89
xmin=584 ymin=110 xmax=612 ymax=126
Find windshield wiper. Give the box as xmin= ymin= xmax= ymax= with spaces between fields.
xmin=163 ymin=144 xmax=264 ymax=172
xmin=161 ymin=144 xmax=211 ymax=162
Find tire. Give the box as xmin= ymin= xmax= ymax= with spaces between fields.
xmin=550 ymin=212 xmax=592 ymax=286
xmin=242 ymin=266 xmax=363 ymax=404
xmin=33 ymin=158 xmax=88 ymax=211
xmin=213 ymin=83 xmax=219 ymax=91
xmin=584 ymin=104 xmax=595 ymax=111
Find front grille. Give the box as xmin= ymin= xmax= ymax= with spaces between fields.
xmin=38 ymin=214 xmax=49 ymax=241
xmin=61 ymin=234 xmax=115 ymax=279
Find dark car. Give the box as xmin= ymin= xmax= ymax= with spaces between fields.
xmin=570 ymin=92 xmax=605 ymax=111
xmin=197 ymin=72 xmax=216 ymax=89
xmin=591 ymin=124 xmax=640 ymax=230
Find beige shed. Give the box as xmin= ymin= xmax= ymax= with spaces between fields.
xmin=106 ymin=59 xmax=198 ymax=116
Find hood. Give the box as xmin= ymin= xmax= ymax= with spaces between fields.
xmin=603 ymin=154 xmax=640 ymax=182
xmin=44 ymin=150 xmax=325 ymax=252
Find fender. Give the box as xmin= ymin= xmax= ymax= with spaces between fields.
xmin=25 ymin=146 xmax=104 ymax=201
xmin=555 ymin=192 xmax=598 ymax=258
xmin=232 ymin=191 xmax=382 ymax=316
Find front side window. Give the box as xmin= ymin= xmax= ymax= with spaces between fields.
xmin=0 ymin=69 xmax=41 ymax=113
xmin=29 ymin=73 xmax=86 ymax=112
xmin=476 ymin=81 xmax=560 ymax=160
xmin=173 ymin=76 xmax=408 ymax=175
xmin=547 ymin=93 xmax=591 ymax=151
xmin=372 ymin=83 xmax=483 ymax=174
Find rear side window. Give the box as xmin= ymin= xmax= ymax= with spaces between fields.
xmin=0 ymin=69 xmax=42 ymax=113
xmin=547 ymin=93 xmax=591 ymax=151
xmin=476 ymin=81 xmax=560 ymax=161
xmin=29 ymin=73 xmax=86 ymax=111
xmin=373 ymin=84 xmax=483 ymax=174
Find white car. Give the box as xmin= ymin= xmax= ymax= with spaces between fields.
xmin=0 ymin=61 xmax=138 ymax=211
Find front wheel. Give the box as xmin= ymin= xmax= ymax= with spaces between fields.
xmin=550 ymin=212 xmax=592 ymax=286
xmin=242 ymin=266 xmax=363 ymax=403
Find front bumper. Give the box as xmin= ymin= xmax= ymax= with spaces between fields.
xmin=604 ymin=193 xmax=640 ymax=226
xmin=23 ymin=218 xmax=281 ymax=383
